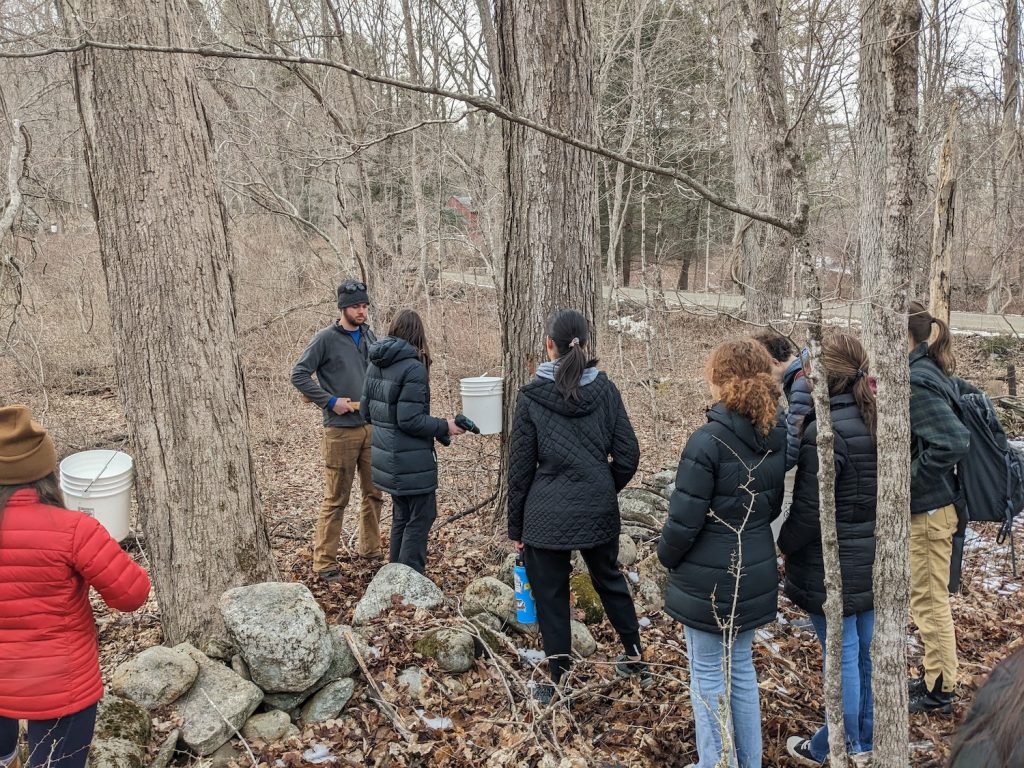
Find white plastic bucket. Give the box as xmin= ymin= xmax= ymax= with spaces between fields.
xmin=59 ymin=450 xmax=134 ymax=542
xmin=459 ymin=376 xmax=503 ymax=435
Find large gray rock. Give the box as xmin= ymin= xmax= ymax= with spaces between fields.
xmin=570 ymin=620 xmax=597 ymax=658
xmin=397 ymin=666 xmax=427 ymax=697
xmin=109 ymin=646 xmax=199 ymax=709
xmin=496 ymin=553 xmax=517 ymax=587
xmin=300 ymin=678 xmax=355 ymax=724
xmin=174 ymin=643 xmax=263 ymax=756
xmin=209 ymin=742 xmax=245 ymax=768
xmin=352 ymin=563 xmax=444 ymax=624
xmin=617 ymin=534 xmax=638 ymax=567
xmin=414 ymin=628 xmax=476 ymax=673
xmin=242 ymin=710 xmax=292 ymax=742
xmin=262 ymin=624 xmax=365 ymax=712
xmin=220 ymin=582 xmax=332 ymax=693
xmin=88 ymin=694 xmax=150 ymax=768
xmin=618 ymin=488 xmax=669 ymax=528
xmin=261 ymin=689 xmax=307 ymax=712
xmin=648 ymin=468 xmax=677 ymax=500
xmin=462 ymin=577 xmax=515 ymax=619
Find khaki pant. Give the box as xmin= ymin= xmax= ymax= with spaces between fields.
xmin=909 ymin=503 xmax=958 ymax=692
xmin=313 ymin=425 xmax=384 ymax=572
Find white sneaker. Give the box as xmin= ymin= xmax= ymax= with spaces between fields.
xmin=786 ymin=736 xmax=824 ymax=767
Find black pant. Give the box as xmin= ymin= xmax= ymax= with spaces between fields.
xmin=390 ymin=491 xmax=437 ymax=574
xmin=0 ymin=703 xmax=98 ymax=768
xmin=525 ymin=538 xmax=642 ymax=683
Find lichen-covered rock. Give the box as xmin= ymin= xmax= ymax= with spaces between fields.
xmin=220 ymin=582 xmax=332 ymax=693
xmin=230 ymin=654 xmax=251 ymax=681
xmin=618 ymin=487 xmax=669 ymax=528
xmin=469 ymin=613 xmax=508 ymax=653
xmin=86 ymin=738 xmax=145 ymax=768
xmin=94 ymin=693 xmax=151 ymax=745
xmin=146 ymin=729 xmax=179 ymax=768
xmin=261 ymin=689 xmax=308 ymax=712
xmin=299 ymin=678 xmax=355 ymax=723
xmin=173 ymin=643 xmax=263 ymax=756
xmin=109 ymin=646 xmax=198 ymax=710
xmin=352 ymin=563 xmax=444 ymax=624
xmin=635 ymin=552 xmax=668 ymax=591
xmin=208 ymin=741 xmax=244 ymax=768
xmin=570 ymin=620 xmax=597 ymax=658
xmin=648 ymin=468 xmax=677 ymax=500
xmin=242 ymin=710 xmax=292 ymax=742
xmin=414 ymin=628 xmax=475 ymax=673
xmin=569 ymin=573 xmax=605 ymax=623
xmin=462 ymin=577 xmax=515 ymax=619
xmin=397 ymin=666 xmax=427 ymax=697
xmin=617 ymin=535 xmax=638 ymax=567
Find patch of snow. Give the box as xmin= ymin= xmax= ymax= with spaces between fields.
xmin=638 ymin=617 xmax=652 ymax=628
xmin=627 ymin=571 xmax=640 ymax=584
xmin=608 ymin=316 xmax=651 ymax=340
xmin=302 ymin=745 xmax=335 ymax=764
xmin=518 ymin=648 xmax=546 ymax=666
xmin=415 ymin=708 xmax=454 ymax=730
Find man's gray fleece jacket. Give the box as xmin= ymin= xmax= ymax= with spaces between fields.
xmin=291 ymin=323 xmax=376 ymax=428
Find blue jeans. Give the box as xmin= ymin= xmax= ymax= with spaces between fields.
xmin=808 ymin=611 xmax=874 ymax=760
xmin=684 ymin=626 xmax=761 ymax=768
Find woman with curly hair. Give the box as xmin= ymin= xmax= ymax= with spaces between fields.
xmin=658 ymin=339 xmax=787 ymax=768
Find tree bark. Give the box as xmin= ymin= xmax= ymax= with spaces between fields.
xmin=987 ymin=0 xmax=1021 ymax=314
xmin=867 ymin=1 xmax=921 ymax=765
xmin=494 ymin=0 xmax=599 ymax=527
xmin=741 ymin=0 xmax=795 ymax=324
xmin=61 ymin=0 xmax=278 ymax=646
xmin=929 ymin=105 xmax=958 ymax=324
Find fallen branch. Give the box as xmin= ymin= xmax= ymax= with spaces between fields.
xmin=341 ymin=628 xmax=414 ymax=742
xmin=439 ymin=491 xmax=497 ymax=528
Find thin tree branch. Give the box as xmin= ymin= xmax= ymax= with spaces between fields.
xmin=0 ymin=39 xmax=802 ymax=232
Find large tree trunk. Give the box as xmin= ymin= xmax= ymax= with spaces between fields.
xmin=867 ymin=1 xmax=921 ymax=765
xmin=741 ymin=0 xmax=795 ymax=324
xmin=987 ymin=0 xmax=1021 ymax=314
xmin=62 ymin=0 xmax=278 ymax=646
xmin=494 ymin=0 xmax=599 ymax=526
xmin=718 ymin=0 xmax=762 ymax=299
xmin=929 ymin=107 xmax=958 ymax=324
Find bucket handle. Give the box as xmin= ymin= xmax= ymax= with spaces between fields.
xmin=79 ymin=451 xmax=121 ymax=496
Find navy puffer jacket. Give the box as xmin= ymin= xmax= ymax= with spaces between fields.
xmin=778 ymin=393 xmax=877 ymax=616
xmin=506 ymin=373 xmax=639 ymax=550
xmin=658 ymin=404 xmax=786 ymax=634
xmin=782 ymin=354 xmax=814 ymax=470
xmin=362 ymin=337 xmax=449 ymax=496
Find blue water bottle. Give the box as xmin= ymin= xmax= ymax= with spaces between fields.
xmin=513 ymin=554 xmax=537 ymax=624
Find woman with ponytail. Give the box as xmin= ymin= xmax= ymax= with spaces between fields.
xmin=780 ymin=333 xmax=877 ymax=765
xmin=658 ymin=339 xmax=786 ymax=768
xmin=506 ymin=309 xmax=645 ymax=703
xmin=905 ymin=300 xmax=970 ymax=714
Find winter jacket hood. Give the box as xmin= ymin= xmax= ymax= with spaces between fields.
xmin=782 ymin=352 xmax=814 ymax=471
xmin=0 ymin=489 xmax=151 ymax=719
xmin=368 ymin=335 xmax=421 ymax=369
xmin=506 ymin=373 xmax=640 ymax=549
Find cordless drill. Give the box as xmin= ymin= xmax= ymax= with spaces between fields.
xmin=437 ymin=413 xmax=480 ymax=446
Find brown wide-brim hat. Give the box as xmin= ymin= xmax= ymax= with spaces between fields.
xmin=0 ymin=405 xmax=58 ymax=485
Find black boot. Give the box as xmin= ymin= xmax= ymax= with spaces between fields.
xmin=908 ymin=674 xmax=953 ymax=714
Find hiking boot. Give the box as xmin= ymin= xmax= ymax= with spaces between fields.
xmin=316 ymin=568 xmax=343 ymax=583
xmin=907 ymin=675 xmax=928 ymax=697
xmin=909 ymin=685 xmax=953 ymax=715
xmin=614 ymin=655 xmax=654 ymax=688
xmin=785 ymin=736 xmax=824 ymax=766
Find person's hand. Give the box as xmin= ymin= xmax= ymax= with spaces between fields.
xmin=332 ymin=397 xmax=354 ymax=415
xmin=512 ymin=540 xmax=524 ymax=553
xmin=447 ymin=419 xmax=466 ymax=436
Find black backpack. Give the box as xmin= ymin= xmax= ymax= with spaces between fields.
xmin=952 ymin=379 xmax=1024 ymax=569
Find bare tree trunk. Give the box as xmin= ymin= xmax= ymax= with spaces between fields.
xmin=399 ymin=0 xmax=431 ymax=291
xmin=718 ymin=0 xmax=762 ymax=299
xmin=62 ymin=0 xmax=278 ymax=646
xmin=988 ymin=0 xmax=1021 ymax=314
xmin=929 ymin=105 xmax=958 ymax=324
xmin=741 ymin=0 xmax=795 ymax=324
xmin=868 ymin=1 xmax=921 ymax=765
xmin=494 ymin=0 xmax=599 ymax=527
xmin=858 ymin=0 xmax=886 ymax=338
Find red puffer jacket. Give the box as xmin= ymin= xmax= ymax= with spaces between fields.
xmin=0 ymin=488 xmax=151 ymax=719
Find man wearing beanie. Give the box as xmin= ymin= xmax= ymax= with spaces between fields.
xmin=291 ymin=280 xmax=384 ymax=581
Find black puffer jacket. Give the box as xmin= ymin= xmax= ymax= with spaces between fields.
xmin=658 ymin=404 xmax=786 ymax=634
xmin=506 ymin=373 xmax=640 ymax=550
xmin=778 ymin=393 xmax=877 ymax=616
xmin=362 ymin=337 xmax=448 ymax=496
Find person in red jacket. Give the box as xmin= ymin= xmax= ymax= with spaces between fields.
xmin=0 ymin=406 xmax=151 ymax=768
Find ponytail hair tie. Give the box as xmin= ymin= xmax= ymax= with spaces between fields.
xmin=854 ymin=369 xmax=866 ymax=381
xmin=569 ymin=337 xmax=580 ymax=348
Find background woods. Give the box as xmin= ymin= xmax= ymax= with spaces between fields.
xmin=1 ymin=0 xmax=1024 ymax=767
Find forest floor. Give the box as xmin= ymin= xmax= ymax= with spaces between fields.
xmin=3 ymin=264 xmax=1024 ymax=767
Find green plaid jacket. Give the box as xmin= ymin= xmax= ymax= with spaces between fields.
xmin=909 ymin=344 xmax=970 ymax=514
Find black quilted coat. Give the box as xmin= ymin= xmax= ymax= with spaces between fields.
xmin=778 ymin=393 xmax=877 ymax=616
xmin=506 ymin=373 xmax=640 ymax=549
xmin=658 ymin=404 xmax=786 ymax=634
xmin=362 ymin=337 xmax=449 ymax=496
